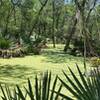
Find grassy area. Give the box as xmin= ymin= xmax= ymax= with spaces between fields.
xmin=0 ymin=44 xmax=90 ymax=87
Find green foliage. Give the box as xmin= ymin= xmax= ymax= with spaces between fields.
xmin=58 ymin=64 xmax=100 ymax=100
xmin=26 ymin=45 xmax=34 ymax=53
xmin=0 ymin=0 xmax=99 ymax=56
xmin=0 ymin=38 xmax=10 ymax=49
xmin=33 ymin=47 xmax=41 ymax=55
xmin=33 ymin=37 xmax=42 ymax=46
xmin=25 ymin=37 xmax=45 ymax=54
xmin=0 ymin=72 xmax=62 ymax=100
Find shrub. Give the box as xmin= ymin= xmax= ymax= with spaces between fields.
xmin=0 ymin=38 xmax=10 ymax=49
xmin=33 ymin=47 xmax=41 ymax=55
xmin=26 ymin=45 xmax=34 ymax=53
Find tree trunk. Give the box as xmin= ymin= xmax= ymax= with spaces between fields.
xmin=52 ymin=35 xmax=56 ymax=48
xmin=52 ymin=0 xmax=56 ymax=48
xmin=28 ymin=0 xmax=48 ymax=38
xmin=64 ymin=17 xmax=78 ymax=52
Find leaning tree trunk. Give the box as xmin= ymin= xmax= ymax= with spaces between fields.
xmin=64 ymin=10 xmax=79 ymax=52
xmin=28 ymin=0 xmax=49 ymax=38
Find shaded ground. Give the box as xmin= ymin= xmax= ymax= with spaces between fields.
xmin=42 ymin=49 xmax=84 ymax=63
xmin=0 ymin=64 xmax=38 ymax=85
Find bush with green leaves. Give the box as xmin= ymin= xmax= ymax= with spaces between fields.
xmin=0 ymin=38 xmax=10 ymax=49
xmin=23 ymin=37 xmax=46 ymax=55
xmin=32 ymin=37 xmax=46 ymax=55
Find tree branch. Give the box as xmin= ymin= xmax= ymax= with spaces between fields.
xmin=28 ymin=0 xmax=49 ymax=37
xmin=86 ymin=0 xmax=97 ymax=22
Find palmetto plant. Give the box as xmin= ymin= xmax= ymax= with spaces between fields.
xmin=58 ymin=64 xmax=100 ymax=100
xmin=0 ymin=72 xmax=62 ymax=100
xmin=1 ymin=65 xmax=100 ymax=100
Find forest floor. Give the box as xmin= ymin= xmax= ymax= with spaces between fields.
xmin=0 ymin=44 xmax=90 ymax=97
